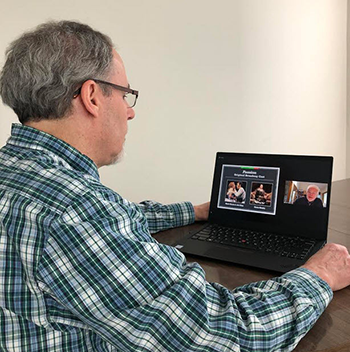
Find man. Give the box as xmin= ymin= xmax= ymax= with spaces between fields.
xmin=294 ymin=184 xmax=324 ymax=207
xmin=0 ymin=21 xmax=349 ymax=352
xmin=233 ymin=181 xmax=246 ymax=202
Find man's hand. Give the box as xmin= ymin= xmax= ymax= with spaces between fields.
xmin=302 ymin=243 xmax=350 ymax=291
xmin=193 ymin=202 xmax=210 ymax=222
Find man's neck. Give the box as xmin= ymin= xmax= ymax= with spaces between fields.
xmin=24 ymin=117 xmax=100 ymax=167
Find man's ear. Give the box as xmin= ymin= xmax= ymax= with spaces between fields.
xmin=79 ymin=80 xmax=102 ymax=117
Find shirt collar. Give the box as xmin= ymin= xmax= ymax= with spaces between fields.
xmin=7 ymin=123 xmax=100 ymax=180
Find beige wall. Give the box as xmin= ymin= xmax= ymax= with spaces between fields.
xmin=0 ymin=0 xmax=347 ymax=205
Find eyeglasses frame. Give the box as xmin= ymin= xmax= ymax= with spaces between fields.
xmin=73 ymin=79 xmax=139 ymax=108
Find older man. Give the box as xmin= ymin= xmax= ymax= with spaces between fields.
xmin=294 ymin=184 xmax=324 ymax=207
xmin=0 ymin=21 xmax=349 ymax=352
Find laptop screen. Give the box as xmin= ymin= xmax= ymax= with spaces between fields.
xmin=209 ymin=153 xmax=333 ymax=241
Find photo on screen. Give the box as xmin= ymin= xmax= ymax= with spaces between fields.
xmin=283 ymin=181 xmax=328 ymax=208
xmin=249 ymin=182 xmax=273 ymax=207
xmin=217 ymin=164 xmax=280 ymax=215
xmin=224 ymin=180 xmax=247 ymax=204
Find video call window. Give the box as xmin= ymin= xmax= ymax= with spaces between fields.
xmin=284 ymin=180 xmax=328 ymax=208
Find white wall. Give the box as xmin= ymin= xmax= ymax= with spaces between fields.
xmin=0 ymin=0 xmax=347 ymax=205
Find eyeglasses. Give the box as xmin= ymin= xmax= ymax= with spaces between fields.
xmin=73 ymin=79 xmax=139 ymax=108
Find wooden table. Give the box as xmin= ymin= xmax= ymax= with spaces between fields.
xmin=153 ymin=179 xmax=350 ymax=352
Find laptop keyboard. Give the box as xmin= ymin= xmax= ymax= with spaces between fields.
xmin=190 ymin=225 xmax=316 ymax=260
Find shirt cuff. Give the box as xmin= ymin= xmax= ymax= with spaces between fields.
xmin=167 ymin=201 xmax=196 ymax=227
xmin=281 ymin=267 xmax=333 ymax=313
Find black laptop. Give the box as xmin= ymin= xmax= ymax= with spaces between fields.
xmin=176 ymin=152 xmax=333 ymax=273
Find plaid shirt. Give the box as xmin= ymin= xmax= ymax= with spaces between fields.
xmin=0 ymin=124 xmax=333 ymax=352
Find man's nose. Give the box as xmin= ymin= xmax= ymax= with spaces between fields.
xmin=128 ymin=107 xmax=135 ymax=120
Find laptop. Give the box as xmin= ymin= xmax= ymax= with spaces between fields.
xmin=176 ymin=152 xmax=333 ymax=273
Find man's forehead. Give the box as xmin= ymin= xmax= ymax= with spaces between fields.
xmin=111 ymin=50 xmax=127 ymax=82
xmin=112 ymin=50 xmax=125 ymax=70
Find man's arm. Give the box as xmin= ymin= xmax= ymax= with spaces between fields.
xmin=135 ymin=201 xmax=195 ymax=233
xmin=233 ymin=188 xmax=244 ymax=198
xmin=36 ymin=194 xmax=345 ymax=352
xmin=231 ymin=267 xmax=332 ymax=351
xmin=136 ymin=201 xmax=209 ymax=233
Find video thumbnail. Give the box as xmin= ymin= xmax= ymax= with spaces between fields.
xmin=225 ymin=180 xmax=247 ymax=203
xmin=284 ymin=181 xmax=328 ymax=208
xmin=250 ymin=182 xmax=273 ymax=207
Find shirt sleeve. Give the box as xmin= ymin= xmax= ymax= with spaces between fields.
xmin=136 ymin=200 xmax=195 ymax=233
xmin=37 ymin=193 xmax=333 ymax=352
xmin=230 ymin=268 xmax=332 ymax=351
xmin=234 ymin=188 xmax=244 ymax=197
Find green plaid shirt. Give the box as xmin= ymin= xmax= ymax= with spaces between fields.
xmin=0 ymin=124 xmax=332 ymax=352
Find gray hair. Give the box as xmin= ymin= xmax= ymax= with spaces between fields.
xmin=0 ymin=21 xmax=114 ymax=123
xmin=307 ymin=184 xmax=320 ymax=193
